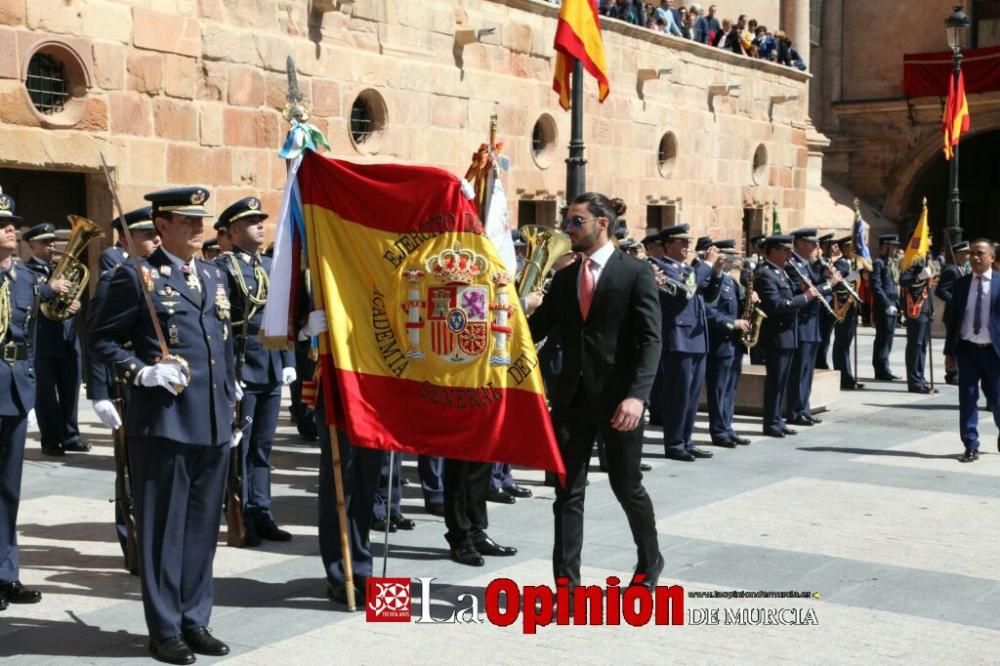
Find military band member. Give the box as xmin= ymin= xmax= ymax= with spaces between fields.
xmin=99 ymin=207 xmax=154 ymax=273
xmin=641 ymin=232 xmax=665 ymax=261
xmin=201 ymin=238 xmax=221 ymax=260
xmin=831 ymin=236 xmax=864 ymax=390
xmin=871 ymin=234 xmax=903 ymax=380
xmin=90 ymin=187 xmax=235 ymax=663
xmin=22 ymin=223 xmax=86 ymax=456
xmin=816 ymin=233 xmax=837 ymax=369
xmin=653 ymin=224 xmax=723 ymax=461
xmin=745 ymin=234 xmax=767 ymax=366
xmin=936 ymin=241 xmax=970 ymax=386
xmin=705 ymin=240 xmax=751 ymax=447
xmin=758 ymin=235 xmax=820 ymax=437
xmin=0 ymin=192 xmax=44 ymax=610
xmin=784 ymin=228 xmax=837 ymax=427
xmin=900 ymin=258 xmax=936 ymax=393
xmin=214 ymin=197 xmax=296 ymax=546
xmin=372 ymin=452 xmax=416 ymax=531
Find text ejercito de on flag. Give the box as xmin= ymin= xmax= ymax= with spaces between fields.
xmin=553 ymin=0 xmax=610 ymax=110
xmin=290 ymin=151 xmax=563 ymax=474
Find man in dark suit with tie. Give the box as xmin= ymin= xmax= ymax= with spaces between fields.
xmin=936 ymin=241 xmax=970 ymax=386
xmin=944 ymin=239 xmax=1000 ymax=463
xmin=757 ymin=235 xmax=820 ymax=437
xmin=528 ymin=191 xmax=663 ymax=591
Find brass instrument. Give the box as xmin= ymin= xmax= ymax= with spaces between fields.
xmin=647 ymin=257 xmax=697 ymax=299
xmin=740 ymin=259 xmax=767 ymax=349
xmin=40 ymin=214 xmax=103 ymax=321
xmin=516 ymin=225 xmax=572 ymax=299
xmin=820 ymin=257 xmax=862 ymax=304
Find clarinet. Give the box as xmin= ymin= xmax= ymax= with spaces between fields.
xmin=787 ymin=259 xmax=839 ymax=319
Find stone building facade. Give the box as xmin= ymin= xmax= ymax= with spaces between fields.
xmin=0 ymin=0 xmax=814 ymax=274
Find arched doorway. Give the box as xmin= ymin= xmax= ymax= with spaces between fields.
xmin=904 ymin=130 xmax=1000 ymax=244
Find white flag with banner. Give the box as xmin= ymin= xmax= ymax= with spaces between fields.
xmin=484 ymin=178 xmax=517 ymax=275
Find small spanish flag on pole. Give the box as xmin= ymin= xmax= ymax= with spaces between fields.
xmin=942 ymin=70 xmax=970 ymax=160
xmin=553 ymin=0 xmax=610 ymax=110
xmin=901 ymin=197 xmax=931 ymax=271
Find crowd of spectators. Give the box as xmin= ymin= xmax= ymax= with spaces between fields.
xmin=597 ymin=0 xmax=807 ymax=71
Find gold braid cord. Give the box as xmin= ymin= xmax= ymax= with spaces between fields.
xmin=832 ymin=291 xmax=853 ymax=321
xmin=0 ymin=279 xmax=10 ymax=343
xmin=226 ymin=253 xmax=269 ymax=326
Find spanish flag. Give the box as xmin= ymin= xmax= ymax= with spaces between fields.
xmin=553 ymin=0 xmax=610 ymax=111
xmin=942 ymin=70 xmax=970 ymax=160
xmin=901 ymin=199 xmax=930 ymax=272
xmin=282 ymin=151 xmax=563 ymax=474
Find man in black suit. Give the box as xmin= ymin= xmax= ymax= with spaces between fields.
xmin=936 ymin=241 xmax=970 ymax=385
xmin=528 ymin=192 xmax=663 ymax=591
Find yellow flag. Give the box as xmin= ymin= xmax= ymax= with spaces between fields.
xmin=901 ymin=201 xmax=929 ymax=271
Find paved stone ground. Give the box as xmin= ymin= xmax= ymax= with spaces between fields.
xmin=3 ymin=329 xmax=1000 ymax=664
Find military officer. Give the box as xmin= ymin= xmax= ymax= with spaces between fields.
xmin=784 ymin=228 xmax=837 ymax=427
xmin=372 ymin=453 xmax=417 ymax=532
xmin=871 ymin=234 xmax=903 ymax=380
xmin=214 ymin=197 xmax=296 ymax=547
xmin=641 ymin=232 xmax=665 ymax=261
xmin=90 ymin=186 xmax=235 ymax=664
xmin=758 ymin=235 xmax=820 ymax=437
xmin=201 ymin=238 xmax=221 ymax=260
xmin=704 ymin=240 xmax=751 ymax=447
xmin=936 ymin=241 xmax=970 ymax=385
xmin=745 ymin=235 xmax=768 ymax=366
xmin=652 ymin=223 xmax=723 ymax=461
xmin=0 ymin=192 xmax=46 ymax=610
xmin=831 ymin=236 xmax=864 ymax=390
xmin=900 ymin=258 xmax=936 ymax=393
xmin=99 ymin=207 xmax=155 ymax=273
xmin=22 ymin=223 xmax=86 ymax=456
xmin=816 ymin=233 xmax=837 ymax=369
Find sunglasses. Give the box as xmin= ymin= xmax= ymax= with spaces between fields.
xmin=563 ymin=215 xmax=602 ymax=230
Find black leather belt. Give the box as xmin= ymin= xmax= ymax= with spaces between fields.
xmin=2 ymin=342 xmax=28 ymax=363
xmin=960 ymin=340 xmax=993 ymax=349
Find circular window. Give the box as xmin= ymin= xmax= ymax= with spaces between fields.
xmin=349 ymin=89 xmax=387 ymax=154
xmin=530 ymin=114 xmax=558 ymax=169
xmin=657 ymin=132 xmax=678 ymax=178
xmin=20 ymin=42 xmax=91 ymax=128
xmin=752 ymin=144 xmax=768 ymax=185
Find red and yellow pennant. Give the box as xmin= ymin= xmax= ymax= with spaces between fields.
xmin=297 ymin=151 xmax=563 ymax=474
xmin=942 ymin=70 xmax=970 ymax=160
xmin=553 ymin=0 xmax=610 ymax=111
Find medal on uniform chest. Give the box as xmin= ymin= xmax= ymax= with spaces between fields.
xmin=168 ymin=323 xmax=180 ymax=346
xmin=215 ymin=284 xmax=230 ymax=320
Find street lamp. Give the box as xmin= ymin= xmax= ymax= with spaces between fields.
xmin=945 ymin=5 xmax=971 ymax=243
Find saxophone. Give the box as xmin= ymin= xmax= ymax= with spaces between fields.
xmin=740 ymin=259 xmax=767 ymax=350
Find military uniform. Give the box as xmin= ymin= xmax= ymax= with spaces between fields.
xmin=89 ymin=187 xmax=235 ymax=658
xmin=653 ymin=224 xmax=721 ymax=461
xmin=705 ymin=241 xmax=749 ymax=447
xmin=816 ymin=234 xmax=836 ymax=369
xmin=871 ymin=235 xmax=902 ymax=379
xmin=900 ymin=261 xmax=935 ymax=392
xmin=21 ymin=224 xmax=84 ymax=456
xmin=0 ymin=193 xmax=44 ymax=608
xmin=757 ymin=236 xmax=811 ymax=436
xmin=831 ymin=239 xmax=864 ymax=390
xmin=214 ymin=197 xmax=294 ymax=545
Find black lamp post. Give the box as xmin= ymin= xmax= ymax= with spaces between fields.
xmin=565 ymin=60 xmax=586 ymax=201
xmin=945 ymin=5 xmax=971 ymax=243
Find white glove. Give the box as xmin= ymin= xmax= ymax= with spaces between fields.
xmin=92 ymin=399 xmax=122 ymax=430
xmin=459 ymin=177 xmax=476 ymax=201
xmin=846 ymin=270 xmax=859 ymax=282
xmin=135 ymin=360 xmax=188 ymax=396
xmin=299 ymin=310 xmax=328 ymax=339
xmin=231 ymin=426 xmax=243 ymax=449
xmin=234 ymin=381 xmax=244 ymax=402
xmin=919 ymin=266 xmax=932 ymax=280
xmin=282 ymin=367 xmax=297 ymax=385
xmin=27 ymin=408 xmax=37 ymax=429
xmin=887 ymin=305 xmax=898 ymax=317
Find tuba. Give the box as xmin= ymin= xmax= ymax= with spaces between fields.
xmin=40 ymin=214 xmax=103 ymax=321
xmin=740 ymin=259 xmax=767 ymax=349
xmin=516 ymin=225 xmax=572 ymax=299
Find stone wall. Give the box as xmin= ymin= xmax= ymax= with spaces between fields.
xmin=0 ymin=0 xmax=810 ymax=249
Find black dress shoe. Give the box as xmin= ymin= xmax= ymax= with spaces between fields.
xmin=0 ymin=580 xmax=41 ymax=604
xmin=908 ymin=386 xmax=933 ymax=394
xmin=242 ymin=523 xmax=262 ymax=548
xmin=630 ymin=553 xmax=664 ymax=591
xmin=40 ymin=445 xmax=64 ymax=457
xmin=711 ymin=439 xmax=737 ymax=448
xmin=256 ymin=520 xmax=292 ymax=542
xmin=327 ymin=579 xmax=366 ymax=606
xmin=874 ymin=373 xmax=896 ymax=381
xmin=945 ymin=372 xmax=959 ymax=386
xmin=390 ymin=513 xmax=416 ymax=530
xmin=763 ymin=429 xmax=785 ymax=438
xmin=0 ymin=594 xmax=8 ymax=611
xmin=474 ymin=537 xmax=517 ymax=557
xmin=371 ymin=517 xmax=397 ymax=533
xmin=639 ymin=462 xmax=652 ymax=471
xmin=960 ymin=449 xmax=980 ymax=463
xmin=666 ymin=450 xmax=696 ymax=462
xmin=63 ymin=440 xmax=92 ymax=452
xmin=451 ymin=544 xmax=485 ymax=566
xmin=731 ymin=435 xmax=751 ymax=445
xmin=503 ymin=484 xmax=533 ymax=499
xmin=781 ymin=427 xmax=798 ymax=436
xmin=486 ymin=490 xmax=516 ymax=504
xmin=182 ymin=627 xmax=229 ymax=656
xmin=425 ymin=503 xmax=445 ymax=517
xmin=149 ymin=636 xmax=195 ymax=665
xmin=689 ymin=447 xmax=714 ymax=459
xmin=788 ymin=417 xmax=814 ymax=427
xmin=807 ymin=416 xmax=822 ymax=424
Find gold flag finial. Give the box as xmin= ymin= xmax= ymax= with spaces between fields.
xmin=922 ymin=196 xmax=928 ymax=207
xmin=282 ymin=56 xmax=310 ymax=123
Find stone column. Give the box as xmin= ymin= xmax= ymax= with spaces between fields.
xmin=781 ymin=0 xmax=811 ymax=64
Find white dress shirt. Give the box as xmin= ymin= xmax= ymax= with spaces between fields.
xmin=160 ymin=246 xmax=201 ymax=292
xmin=960 ymin=268 xmax=992 ymax=344
xmin=577 ymin=240 xmax=616 ymax=301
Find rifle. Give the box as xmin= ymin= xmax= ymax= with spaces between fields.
xmin=225 ymin=321 xmax=251 ymax=547
xmin=110 ymin=386 xmax=139 ymax=574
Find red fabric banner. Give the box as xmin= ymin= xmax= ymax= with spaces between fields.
xmin=903 ymin=45 xmax=1000 ymax=97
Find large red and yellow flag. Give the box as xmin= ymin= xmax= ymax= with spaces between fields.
xmin=553 ymin=0 xmax=610 ymax=111
xmin=901 ymin=199 xmax=930 ymax=271
xmin=942 ymin=70 xmax=970 ymax=160
xmin=296 ymin=151 xmax=563 ymax=474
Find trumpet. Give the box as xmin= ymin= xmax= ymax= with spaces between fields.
xmin=647 ymin=257 xmax=696 ymax=299
xmin=787 ymin=259 xmax=840 ymax=320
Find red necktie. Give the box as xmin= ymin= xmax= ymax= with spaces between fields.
xmin=579 ymin=258 xmax=595 ymax=320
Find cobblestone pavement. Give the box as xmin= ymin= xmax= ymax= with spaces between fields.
xmin=3 ymin=330 xmax=999 ymax=664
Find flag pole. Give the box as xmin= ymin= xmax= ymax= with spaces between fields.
xmin=381 ymin=450 xmax=394 ymax=578
xmin=947 ymin=47 xmax=964 ymax=241
xmin=565 ymin=59 xmax=586 ymax=200
xmin=329 ymin=425 xmax=356 ymax=611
